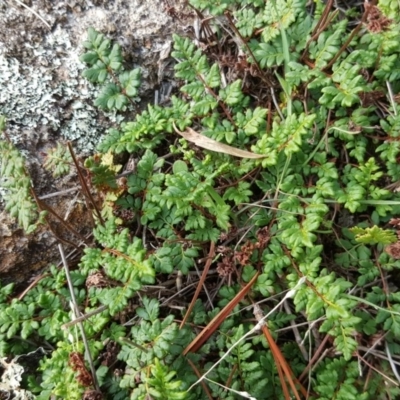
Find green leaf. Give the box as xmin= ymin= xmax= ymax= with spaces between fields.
xmin=136 ymin=297 xmax=160 ymax=322
xmin=119 ymin=68 xmax=141 ymax=97
xmin=43 ymin=143 xmax=72 ymax=178
xmin=253 ymin=41 xmax=285 ymax=68
xmin=95 ymin=83 xmax=128 ymax=110
xmin=220 ymin=80 xmax=244 ymax=105
xmin=82 ymin=60 xmax=108 ymax=83
xmin=350 ymin=226 xmax=397 ymax=245
xmin=242 ymin=107 xmax=267 ymax=136
xmin=205 ymin=63 xmax=221 ymax=88
xmin=172 ymin=160 xmax=188 ymax=174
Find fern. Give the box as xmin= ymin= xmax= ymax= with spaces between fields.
xmin=2 ymin=3 xmax=400 ymax=399
xmin=85 ymin=219 xmax=155 ymax=314
xmin=313 ymin=358 xmax=367 ymax=400
xmin=42 ymin=142 xmax=72 ymax=178
xmin=80 ymin=27 xmax=141 ymax=111
xmin=0 ymin=117 xmax=43 ymax=233
xmin=350 ymin=226 xmax=397 ymax=245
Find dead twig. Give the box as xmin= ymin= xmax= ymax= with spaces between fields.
xmin=61 ymin=305 xmax=108 ymax=330
xmin=180 ymin=241 xmax=215 ymax=329
xmin=12 ymin=0 xmax=51 ymax=29
xmin=17 ymin=273 xmax=50 ymax=301
xmin=59 ymin=244 xmax=100 ymax=392
xmin=67 ymin=142 xmax=104 ymax=226
xmin=183 ymin=271 xmax=259 ymax=355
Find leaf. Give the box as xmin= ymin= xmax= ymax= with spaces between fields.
xmin=82 ymin=60 xmax=108 ymax=83
xmin=136 ymin=297 xmax=160 ymax=322
xmin=172 ymin=160 xmax=188 ymax=174
xmin=205 ymin=63 xmax=221 ymax=88
xmin=220 ymin=79 xmax=244 ymax=105
xmin=108 ymin=44 xmax=123 ymax=70
xmin=181 ymin=81 xmax=204 ymax=99
xmin=173 ymin=124 xmax=267 ymax=159
xmin=95 ymin=83 xmax=128 ymax=110
xmin=191 ymin=95 xmax=218 ymax=115
xmin=253 ymin=41 xmax=285 ymax=68
xmin=43 ymin=143 xmax=72 ymax=178
xmin=119 ymin=69 xmax=141 ymax=97
xmin=350 ymin=226 xmax=397 ymax=245
xmin=242 ymin=107 xmax=267 ymax=136
xmin=223 ymin=181 xmax=253 ymax=204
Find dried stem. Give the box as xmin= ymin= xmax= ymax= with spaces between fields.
xmin=59 ymin=244 xmax=100 ymax=392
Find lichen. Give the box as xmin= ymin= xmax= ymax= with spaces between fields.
xmin=0 ymin=26 xmax=112 ymax=154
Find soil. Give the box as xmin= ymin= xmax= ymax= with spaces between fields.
xmin=0 ymin=0 xmax=192 ymax=286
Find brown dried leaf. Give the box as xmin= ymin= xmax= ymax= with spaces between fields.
xmin=69 ymin=352 xmax=93 ymax=387
xmin=235 ymin=241 xmax=256 ymax=266
xmin=385 ymin=242 xmax=400 ymax=259
xmin=389 ymin=218 xmax=400 ymax=228
xmin=83 ymin=390 xmax=103 ymax=400
xmin=173 ymin=124 xmax=267 ymax=159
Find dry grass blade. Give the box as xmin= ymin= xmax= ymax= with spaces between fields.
xmin=186 ymin=358 xmax=214 ymax=400
xmin=183 ymin=272 xmax=259 ymax=355
xmin=17 ymin=274 xmax=50 ymax=301
xmin=260 ymin=323 xmax=306 ymax=399
xmin=58 ymin=244 xmax=100 ymax=392
xmin=67 ymin=142 xmax=104 ymax=226
xmin=12 ymin=0 xmax=51 ymax=29
xmin=173 ymin=124 xmax=267 ymax=159
xmin=180 ymin=242 xmax=215 ymax=329
xmin=253 ymin=295 xmax=308 ymax=399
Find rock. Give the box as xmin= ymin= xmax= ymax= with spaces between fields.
xmin=0 ymin=0 xmax=190 ymax=285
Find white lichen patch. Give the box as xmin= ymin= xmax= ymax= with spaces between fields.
xmin=0 ymin=57 xmax=59 ymax=131
xmin=0 ymin=25 xmax=110 ymax=154
xmin=0 ymin=0 xmax=185 ymax=156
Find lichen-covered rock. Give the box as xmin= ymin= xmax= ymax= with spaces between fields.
xmin=0 ymin=0 xmax=186 ymax=153
xmin=0 ymin=0 xmax=188 ymax=284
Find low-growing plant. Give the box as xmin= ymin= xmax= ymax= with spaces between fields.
xmin=80 ymin=27 xmax=141 ymax=111
xmin=0 ymin=116 xmax=45 ymax=233
xmin=1 ymin=1 xmax=400 ymax=399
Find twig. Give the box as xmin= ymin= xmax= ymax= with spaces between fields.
xmin=12 ymin=0 xmax=51 ymax=29
xmin=224 ymin=11 xmax=275 ymax=87
xmin=358 ymin=345 xmax=400 ymax=366
xmin=61 ymin=305 xmax=108 ymax=330
xmin=56 ymin=232 xmax=93 ymax=268
xmin=188 ymin=277 xmax=306 ymax=391
xmin=193 ymin=259 xmax=214 ymax=309
xmin=299 ymin=334 xmax=329 ymax=382
xmin=17 ymin=274 xmax=50 ymax=300
xmin=59 ymin=244 xmax=100 ymax=392
xmin=357 ymin=351 xmax=399 ymax=387
xmin=67 ymin=142 xmax=104 ymax=226
xmin=386 ymin=81 xmax=397 ymax=115
xmin=38 ymin=187 xmax=80 ymax=200
xmin=186 ymin=358 xmax=214 ymax=400
xmin=300 ymin=0 xmax=335 ymax=61
xmin=183 ymin=271 xmax=260 ymax=355
xmin=254 ymin=303 xmax=307 ymax=400
xmin=31 ymin=188 xmax=90 ymax=246
xmin=63 ymin=192 xmax=80 ymax=221
xmin=119 ymin=337 xmax=148 ymax=353
xmin=270 ymin=87 xmax=284 ymax=120
xmin=180 ymin=241 xmax=215 ymax=329
xmin=323 ymin=4 xmax=371 ymax=71
xmin=204 ymin=377 xmax=257 ymax=400
xmin=161 ymin=281 xmax=201 ymax=304
xmin=385 ymin=341 xmax=400 ymax=384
